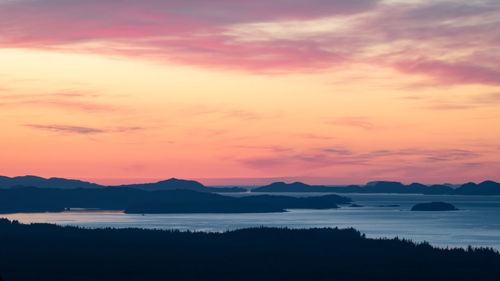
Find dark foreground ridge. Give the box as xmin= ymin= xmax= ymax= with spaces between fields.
xmin=411 ymin=202 xmax=459 ymax=211
xmin=253 ymin=180 xmax=500 ymax=195
xmin=0 ymin=187 xmax=350 ymax=214
xmin=0 ymin=219 xmax=498 ymax=281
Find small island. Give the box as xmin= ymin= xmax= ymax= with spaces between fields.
xmin=411 ymin=202 xmax=458 ymax=211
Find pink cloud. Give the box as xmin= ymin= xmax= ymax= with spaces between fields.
xmin=239 ymin=148 xmax=483 ymax=176
xmin=1 ymin=1 xmax=349 ymax=72
xmin=330 ymin=117 xmax=374 ymax=130
xmin=395 ymin=59 xmax=500 ymax=86
xmin=0 ymin=0 xmax=377 ymax=45
xmin=0 ymin=0 xmax=499 ymax=84
xmin=240 ymin=150 xmax=369 ymax=171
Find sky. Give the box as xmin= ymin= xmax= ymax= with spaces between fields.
xmin=1 ymin=0 xmax=499 ymax=186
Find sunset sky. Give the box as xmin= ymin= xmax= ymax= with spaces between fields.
xmin=1 ymin=0 xmax=499 ymax=185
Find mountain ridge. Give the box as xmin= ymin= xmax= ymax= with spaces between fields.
xmin=0 ymin=175 xmax=245 ymax=192
xmin=253 ymin=180 xmax=500 ymax=195
xmin=1 ymin=175 xmax=499 ymax=195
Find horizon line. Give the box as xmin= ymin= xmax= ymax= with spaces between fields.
xmin=1 ymin=174 xmax=493 ymax=187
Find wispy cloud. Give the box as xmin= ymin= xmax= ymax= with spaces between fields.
xmin=296 ymin=133 xmax=335 ymax=140
xmin=24 ymin=124 xmax=144 ymax=134
xmin=24 ymin=124 xmax=105 ymax=134
xmin=0 ymin=90 xmax=115 ymax=112
xmin=223 ymin=110 xmax=262 ymax=121
xmin=232 ymin=145 xmax=292 ymax=153
xmin=470 ymin=92 xmax=500 ymax=104
xmin=240 ymin=154 xmax=361 ymax=170
xmin=0 ymin=91 xmax=100 ymax=100
xmin=394 ymin=59 xmax=500 ymax=86
xmin=179 ymin=104 xmax=269 ymax=121
xmin=330 ymin=117 xmax=374 ymax=130
xmin=322 ymin=148 xmax=353 ymax=155
xmin=0 ymin=99 xmax=115 ymax=112
xmin=114 ymin=126 xmax=144 ymax=133
xmin=418 ymin=92 xmax=500 ymax=111
xmin=424 ymin=149 xmax=481 ymax=162
xmin=358 ymin=148 xmax=481 ymax=162
xmin=423 ymin=103 xmax=475 ymax=111
xmin=239 ymin=147 xmax=482 ymax=172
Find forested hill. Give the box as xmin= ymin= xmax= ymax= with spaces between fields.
xmin=0 ymin=219 xmax=498 ymax=281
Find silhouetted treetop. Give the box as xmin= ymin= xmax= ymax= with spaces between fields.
xmin=0 ymin=219 xmax=498 ymax=281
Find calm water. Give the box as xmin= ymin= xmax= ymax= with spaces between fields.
xmin=3 ymin=193 xmax=500 ymax=249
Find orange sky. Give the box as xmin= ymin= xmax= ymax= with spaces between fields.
xmin=1 ymin=0 xmax=499 ymax=185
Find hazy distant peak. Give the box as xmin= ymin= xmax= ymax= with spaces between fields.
xmin=365 ymin=181 xmax=404 ymax=186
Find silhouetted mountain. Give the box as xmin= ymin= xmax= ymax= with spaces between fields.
xmin=253 ymin=181 xmax=351 ymax=192
xmin=253 ymin=180 xmax=500 ymax=195
xmin=120 ymin=178 xmax=247 ymax=193
xmin=0 ymin=175 xmax=246 ymax=192
xmin=366 ymin=181 xmax=406 ymax=192
xmin=0 ymin=187 xmax=349 ymax=214
xmin=408 ymin=182 xmax=427 ymax=189
xmin=0 ymin=175 xmax=100 ymax=189
xmin=2 ymin=176 xmax=499 ymax=195
xmin=0 ymin=219 xmax=498 ymax=281
xmin=367 ymin=181 xmax=456 ymax=194
xmin=116 ymin=178 xmax=206 ymax=191
xmin=411 ymin=202 xmax=459 ymax=211
xmin=456 ymin=181 xmax=500 ymax=195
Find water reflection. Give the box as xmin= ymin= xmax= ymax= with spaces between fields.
xmin=3 ymin=194 xmax=500 ymax=249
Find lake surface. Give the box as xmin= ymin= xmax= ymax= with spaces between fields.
xmin=3 ymin=193 xmax=500 ymax=249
